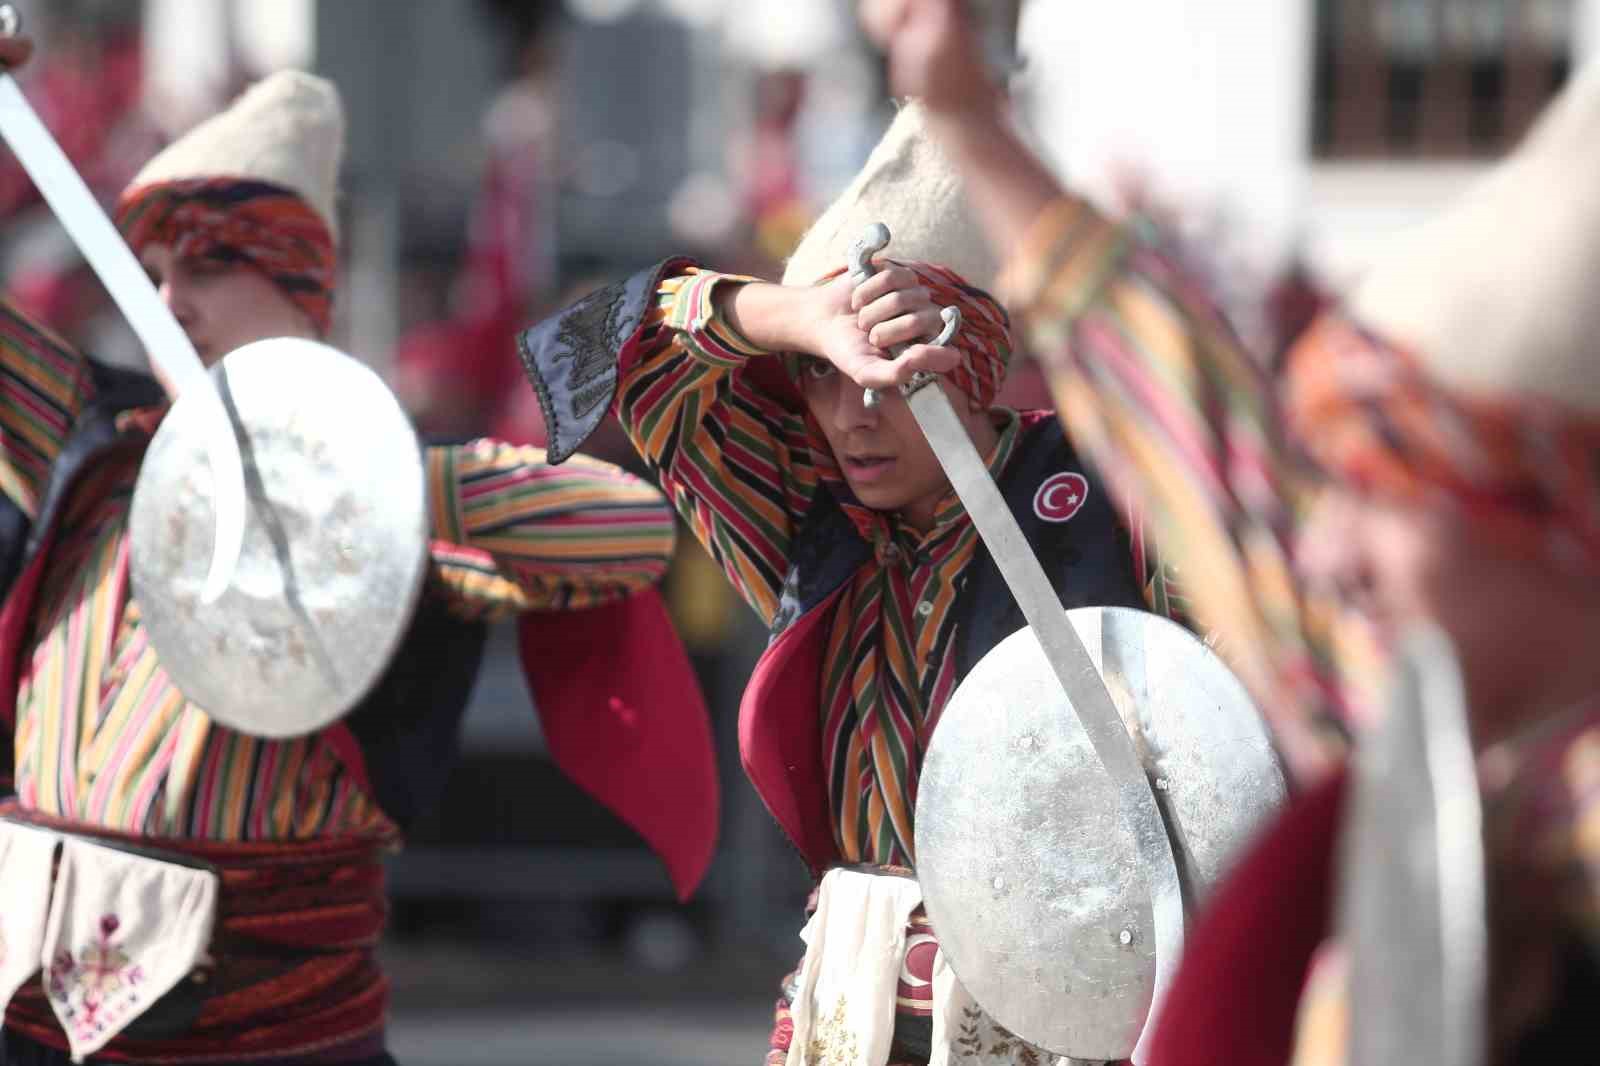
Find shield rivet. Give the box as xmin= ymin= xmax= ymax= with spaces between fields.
xmin=1119 ymin=928 xmax=1133 ymax=946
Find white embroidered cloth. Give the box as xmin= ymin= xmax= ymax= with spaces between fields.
xmin=785 ymin=867 xmax=1069 ymax=1066
xmin=41 ymin=837 xmax=219 ymax=1062
xmin=0 ymin=821 xmax=59 ymax=1014
xmin=929 ymin=955 xmax=1068 ymax=1066
xmin=787 ymin=868 xmax=925 ymax=1066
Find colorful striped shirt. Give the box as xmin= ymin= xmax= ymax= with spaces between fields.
xmin=0 ymin=301 xmax=675 ymax=841
xmin=998 ymin=198 xmax=1353 ymax=781
xmin=1002 ymin=197 xmax=1600 ymax=1058
xmin=623 ymin=270 xmax=1171 ymax=866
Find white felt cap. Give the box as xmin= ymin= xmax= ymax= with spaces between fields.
xmin=124 ymin=70 xmax=344 ymax=240
xmin=1347 ymin=60 xmax=1600 ymax=412
xmin=783 ymin=99 xmax=998 ymax=292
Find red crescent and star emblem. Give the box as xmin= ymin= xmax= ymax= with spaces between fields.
xmin=1032 ymin=471 xmax=1090 ymax=523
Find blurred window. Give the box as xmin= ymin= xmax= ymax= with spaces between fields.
xmin=1314 ymin=0 xmax=1577 ymax=157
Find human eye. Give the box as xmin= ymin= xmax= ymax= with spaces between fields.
xmin=803 ymin=358 xmax=835 ymax=380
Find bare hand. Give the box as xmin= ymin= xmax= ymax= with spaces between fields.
xmin=0 ymin=33 xmax=33 ymax=72
xmin=859 ymin=0 xmax=998 ymax=117
xmin=805 ymin=266 xmax=961 ymax=391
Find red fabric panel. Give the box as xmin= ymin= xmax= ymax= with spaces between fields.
xmin=0 ymin=541 xmax=55 ymax=731
xmin=319 ymin=723 xmax=374 ymax=807
xmin=518 ymin=587 xmax=719 ymax=901
xmin=737 ymin=588 xmax=847 ymax=876
xmin=1145 ymin=770 xmax=1348 ymax=1066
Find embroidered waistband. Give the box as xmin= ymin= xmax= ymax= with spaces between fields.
xmin=0 ymin=803 xmax=393 ymax=1062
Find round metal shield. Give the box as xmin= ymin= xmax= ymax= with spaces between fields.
xmin=129 ymin=338 xmax=428 ymax=739
xmin=915 ymin=607 xmax=1287 ymax=1061
xmin=1339 ymin=628 xmax=1486 ymax=1066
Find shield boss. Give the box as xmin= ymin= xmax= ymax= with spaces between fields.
xmin=915 ymin=607 xmax=1286 ymax=1060
xmin=129 ymin=338 xmax=428 ymax=738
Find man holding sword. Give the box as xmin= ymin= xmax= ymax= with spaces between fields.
xmin=517 ymin=88 xmax=1186 ymax=1062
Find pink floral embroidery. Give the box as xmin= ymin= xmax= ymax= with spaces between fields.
xmin=45 ymin=914 xmax=145 ymax=1041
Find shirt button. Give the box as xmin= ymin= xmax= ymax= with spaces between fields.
xmin=882 ymin=545 xmax=901 ymax=563
xmin=916 ymin=600 xmax=934 ymax=617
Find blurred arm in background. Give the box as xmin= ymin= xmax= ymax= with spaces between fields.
xmin=860 ymin=0 xmax=1347 ymax=777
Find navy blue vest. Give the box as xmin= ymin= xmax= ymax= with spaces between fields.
xmin=770 ymin=414 xmax=1148 ymax=686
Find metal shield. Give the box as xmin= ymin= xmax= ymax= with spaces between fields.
xmin=129 ymin=338 xmax=429 ymax=739
xmin=1339 ymin=628 xmax=1486 ymax=1066
xmin=914 ymin=607 xmax=1286 ymax=1061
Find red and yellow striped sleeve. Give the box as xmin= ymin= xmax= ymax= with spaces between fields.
xmin=611 ymin=269 xmax=820 ymax=627
xmin=1004 ymin=198 xmax=1349 ymax=780
xmin=425 ymin=439 xmax=676 ymax=619
xmin=0 ymin=301 xmax=93 ymax=518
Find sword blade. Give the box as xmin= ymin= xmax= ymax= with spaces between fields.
xmin=0 ymin=74 xmax=245 ymax=603
xmin=906 ymin=383 xmax=1186 ymax=1046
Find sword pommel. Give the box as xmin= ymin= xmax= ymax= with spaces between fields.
xmin=849 ymin=222 xmax=891 ymax=284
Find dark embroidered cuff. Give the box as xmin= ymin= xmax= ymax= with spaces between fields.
xmin=515 ymin=256 xmax=697 ymax=464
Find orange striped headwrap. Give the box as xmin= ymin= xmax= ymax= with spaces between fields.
xmin=1285 ymin=312 xmax=1600 ymax=571
xmin=115 ymin=177 xmax=337 ymax=335
xmin=797 ymin=259 xmax=1012 ymax=408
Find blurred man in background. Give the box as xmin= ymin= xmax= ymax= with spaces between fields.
xmin=862 ymin=0 xmax=1600 ymax=1061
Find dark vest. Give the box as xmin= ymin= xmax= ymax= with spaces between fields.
xmin=738 ymin=412 xmax=1148 ymax=872
xmin=775 ymin=412 xmax=1145 ymax=671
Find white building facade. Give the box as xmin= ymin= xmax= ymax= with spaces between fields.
xmin=1020 ymin=0 xmax=1600 ymax=286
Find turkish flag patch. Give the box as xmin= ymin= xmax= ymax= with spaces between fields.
xmin=1032 ymin=471 xmax=1090 ymax=523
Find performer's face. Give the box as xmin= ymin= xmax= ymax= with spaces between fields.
xmin=1297 ymin=485 xmax=1599 ymax=744
xmin=141 ymin=242 xmax=318 ymax=397
xmin=801 ymin=360 xmax=997 ymax=532
xmin=1297 ymin=488 xmax=1452 ymax=637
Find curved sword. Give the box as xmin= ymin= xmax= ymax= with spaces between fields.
xmin=0 ymin=6 xmax=244 ymax=603
xmin=850 ymin=222 xmax=1185 ymax=1060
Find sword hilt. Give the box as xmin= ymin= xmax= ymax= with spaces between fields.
xmin=848 ymin=222 xmax=962 ymax=409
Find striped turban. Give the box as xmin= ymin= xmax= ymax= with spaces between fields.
xmin=117 ymin=177 xmax=338 ymax=336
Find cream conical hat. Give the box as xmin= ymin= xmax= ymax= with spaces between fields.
xmin=125 ymin=70 xmax=344 ymax=241
xmin=783 ymin=99 xmax=998 ymax=292
xmin=1347 ymin=60 xmax=1600 ymax=413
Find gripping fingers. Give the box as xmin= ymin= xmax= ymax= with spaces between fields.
xmin=868 ymin=309 xmax=943 ymax=349
xmin=853 ymin=358 xmax=909 ymax=393
xmin=850 ymin=264 xmax=919 ymax=311
xmin=896 ymin=343 xmax=962 ymax=377
xmin=850 ymin=345 xmax=946 ymax=392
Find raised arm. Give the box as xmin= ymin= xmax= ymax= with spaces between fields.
xmin=860 ymin=0 xmax=1061 ymax=258
xmin=0 ymin=302 xmax=93 ymax=519
xmin=517 ymin=260 xmax=957 ymax=626
xmin=424 ymin=439 xmax=677 ymax=618
xmin=862 ymin=0 xmax=1346 ymax=777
